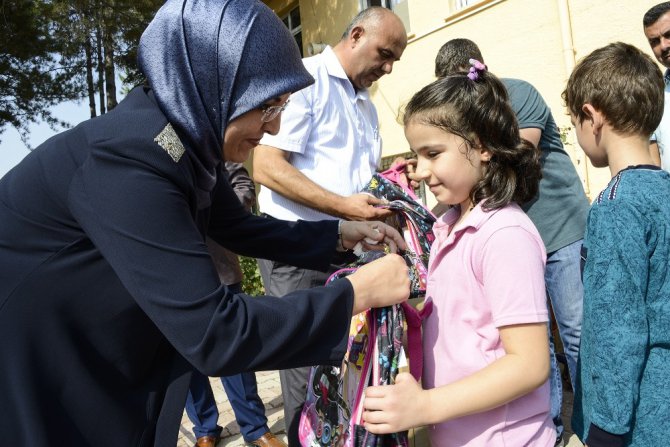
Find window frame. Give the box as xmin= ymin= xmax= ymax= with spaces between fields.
xmin=359 ymin=0 xmax=396 ymax=11
xmin=281 ymin=6 xmax=303 ymax=56
xmin=454 ymin=0 xmax=482 ymax=9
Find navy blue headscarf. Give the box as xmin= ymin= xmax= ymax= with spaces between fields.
xmin=138 ymin=0 xmax=314 ymax=194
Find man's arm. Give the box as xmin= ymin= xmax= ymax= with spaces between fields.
xmin=253 ymin=144 xmax=390 ymax=221
xmin=519 ymin=127 xmax=541 ymax=149
xmin=506 ymin=80 xmax=548 ymax=151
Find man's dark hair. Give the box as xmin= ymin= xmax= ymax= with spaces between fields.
xmin=644 ymin=2 xmax=670 ymax=27
xmin=434 ymin=38 xmax=484 ymax=78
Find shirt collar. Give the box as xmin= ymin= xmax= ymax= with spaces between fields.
xmin=433 ymin=201 xmax=502 ymax=241
xmin=321 ymin=45 xmax=370 ymax=101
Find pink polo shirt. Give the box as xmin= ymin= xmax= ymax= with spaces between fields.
xmin=423 ymin=203 xmax=555 ymax=447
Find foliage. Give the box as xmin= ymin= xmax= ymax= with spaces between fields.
xmin=241 ymin=256 xmax=265 ymax=296
xmin=48 ymin=0 xmax=163 ymax=114
xmin=1 ymin=0 xmax=163 ymax=147
xmin=558 ymin=125 xmax=573 ymax=145
xmin=113 ymin=0 xmax=160 ymax=90
xmin=0 ymin=0 xmax=83 ymax=146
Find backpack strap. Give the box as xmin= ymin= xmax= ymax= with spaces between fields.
xmin=401 ymin=300 xmax=433 ymax=381
xmin=351 ymin=309 xmax=376 ymax=426
xmin=377 ymin=164 xmax=438 ymax=222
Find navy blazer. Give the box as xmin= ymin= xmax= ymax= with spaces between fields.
xmin=0 ymin=87 xmax=352 ymax=446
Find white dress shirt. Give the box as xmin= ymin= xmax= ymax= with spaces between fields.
xmin=258 ymin=45 xmax=382 ymax=222
xmin=651 ymin=70 xmax=670 ymax=172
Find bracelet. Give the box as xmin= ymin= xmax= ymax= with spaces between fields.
xmin=336 ymin=220 xmax=346 ymax=252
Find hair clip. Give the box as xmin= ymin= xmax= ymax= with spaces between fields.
xmin=467 ymin=58 xmax=487 ymax=81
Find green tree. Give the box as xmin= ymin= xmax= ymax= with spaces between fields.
xmin=241 ymin=256 xmax=265 ymax=296
xmin=48 ymin=0 xmax=163 ymax=117
xmin=1 ymin=0 xmax=163 ymax=148
xmin=0 ymin=0 xmax=83 ymax=146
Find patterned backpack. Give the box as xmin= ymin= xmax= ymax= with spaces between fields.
xmin=298 ymin=163 xmax=435 ymax=447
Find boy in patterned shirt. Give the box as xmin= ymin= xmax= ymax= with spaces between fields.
xmin=563 ymin=42 xmax=670 ymax=447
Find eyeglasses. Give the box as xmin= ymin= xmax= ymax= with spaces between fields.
xmin=259 ymin=99 xmax=290 ymax=123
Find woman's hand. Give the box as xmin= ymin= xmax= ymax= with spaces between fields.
xmin=362 ymin=372 xmax=429 ymax=433
xmin=346 ymin=254 xmax=409 ymax=314
xmin=339 ymin=220 xmax=406 ymax=254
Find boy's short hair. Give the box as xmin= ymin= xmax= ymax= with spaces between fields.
xmin=643 ymin=2 xmax=670 ymax=28
xmin=434 ymin=38 xmax=484 ymax=78
xmin=562 ymin=42 xmax=664 ymax=137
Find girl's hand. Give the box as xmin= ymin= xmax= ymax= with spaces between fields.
xmin=346 ymin=254 xmax=409 ymax=315
xmin=403 ymin=158 xmax=423 ymax=190
xmin=361 ymin=372 xmax=429 ymax=433
xmin=340 ymin=220 xmax=406 ymax=253
xmin=390 ymin=157 xmax=421 ymax=190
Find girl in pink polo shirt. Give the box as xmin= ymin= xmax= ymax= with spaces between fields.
xmin=361 ymin=61 xmax=556 ymax=446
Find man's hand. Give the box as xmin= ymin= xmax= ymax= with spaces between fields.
xmin=339 ymin=220 xmax=406 ymax=254
xmin=255 ymin=145 xmax=393 ymax=221
xmin=346 ymin=254 xmax=410 ymax=314
xmin=338 ymin=193 xmax=392 ymax=221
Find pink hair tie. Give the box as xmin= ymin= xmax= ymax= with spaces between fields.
xmin=467 ymin=58 xmax=487 ymax=81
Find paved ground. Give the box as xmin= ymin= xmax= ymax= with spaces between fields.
xmin=176 ymin=370 xmax=583 ymax=447
xmin=177 ymin=371 xmax=288 ymax=447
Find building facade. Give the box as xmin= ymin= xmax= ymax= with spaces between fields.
xmin=262 ymin=0 xmax=661 ymax=205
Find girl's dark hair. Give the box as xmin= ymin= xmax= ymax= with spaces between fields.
xmin=402 ymin=71 xmax=541 ymax=210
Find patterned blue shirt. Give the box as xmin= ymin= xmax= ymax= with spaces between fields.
xmin=572 ymin=165 xmax=670 ymax=446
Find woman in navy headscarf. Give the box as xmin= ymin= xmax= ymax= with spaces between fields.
xmin=0 ymin=1 xmax=409 ymax=446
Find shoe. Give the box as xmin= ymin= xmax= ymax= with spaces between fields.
xmin=195 ymin=435 xmax=220 ymax=447
xmin=248 ymin=431 xmax=287 ymax=447
xmin=554 ymin=433 xmax=565 ymax=447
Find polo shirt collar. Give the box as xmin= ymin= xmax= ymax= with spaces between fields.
xmin=321 ymin=45 xmax=371 ymax=101
xmin=433 ymin=201 xmax=501 ymax=243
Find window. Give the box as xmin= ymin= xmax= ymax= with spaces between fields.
xmin=359 ymin=0 xmax=411 ymax=32
xmin=454 ymin=0 xmax=482 ymax=9
xmin=360 ymin=0 xmax=398 ymax=10
xmin=380 ymin=152 xmax=413 ymax=171
xmin=282 ymin=6 xmax=303 ymax=57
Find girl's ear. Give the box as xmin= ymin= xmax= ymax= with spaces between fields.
xmin=479 ymin=147 xmax=492 ymax=162
xmin=472 ymin=136 xmax=491 ymax=162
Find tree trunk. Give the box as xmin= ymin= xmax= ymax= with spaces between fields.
xmin=84 ymin=35 xmax=96 ymax=118
xmin=104 ymin=33 xmax=117 ymax=110
xmin=96 ymin=25 xmax=106 ymax=115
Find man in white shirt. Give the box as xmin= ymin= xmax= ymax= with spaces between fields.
xmin=253 ymin=6 xmax=407 ymax=445
xmin=644 ymin=2 xmax=670 ymax=169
